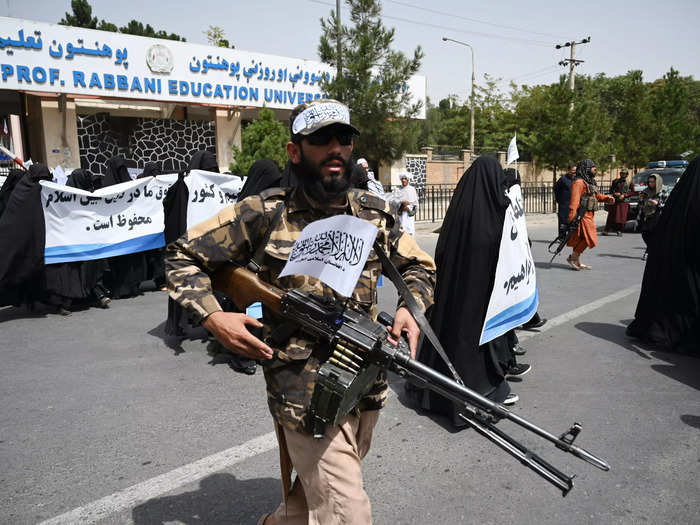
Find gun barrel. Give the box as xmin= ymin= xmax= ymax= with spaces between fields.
xmin=394 ymin=352 xmax=610 ymax=472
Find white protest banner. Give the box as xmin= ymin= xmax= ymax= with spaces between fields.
xmin=279 ymin=215 xmax=378 ymax=297
xmin=480 ymin=184 xmax=538 ymax=344
xmin=41 ymin=177 xmax=169 ymax=264
xmin=185 ymin=170 xmax=244 ymax=229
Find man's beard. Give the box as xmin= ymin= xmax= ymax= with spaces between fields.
xmin=295 ymin=150 xmax=353 ymax=202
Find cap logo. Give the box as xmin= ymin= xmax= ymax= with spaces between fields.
xmin=292 ymin=102 xmax=350 ymax=135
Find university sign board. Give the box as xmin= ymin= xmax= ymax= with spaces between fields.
xmin=0 ymin=17 xmax=426 ymax=116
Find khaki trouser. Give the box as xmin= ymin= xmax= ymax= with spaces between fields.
xmin=272 ymin=410 xmax=380 ymax=525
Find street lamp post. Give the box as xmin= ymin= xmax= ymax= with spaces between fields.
xmin=442 ymin=37 xmax=475 ymax=153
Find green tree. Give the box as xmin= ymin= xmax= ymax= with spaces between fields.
xmin=97 ymin=21 xmax=119 ymax=32
xmin=230 ymin=107 xmax=290 ymax=175
xmin=514 ymin=76 xmax=611 ymax=175
xmin=648 ymin=68 xmax=700 ymax=159
xmin=59 ymin=0 xmax=97 ymax=28
xmin=204 ymin=25 xmax=232 ymax=48
xmin=59 ymin=0 xmax=186 ymax=41
xmin=472 ymin=75 xmax=514 ymax=153
xmin=318 ymin=0 xmax=423 ymax=170
xmin=119 ymin=20 xmax=185 ymax=42
xmin=595 ymin=71 xmax=653 ymax=170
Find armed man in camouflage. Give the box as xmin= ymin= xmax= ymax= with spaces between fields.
xmin=166 ymin=99 xmax=435 ymax=525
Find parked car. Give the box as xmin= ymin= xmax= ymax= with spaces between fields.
xmin=626 ymin=160 xmax=687 ymax=222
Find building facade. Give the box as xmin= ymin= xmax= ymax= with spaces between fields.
xmin=0 ymin=17 xmax=426 ymax=174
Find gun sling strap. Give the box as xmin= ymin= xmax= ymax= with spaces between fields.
xmin=373 ymin=241 xmax=465 ymax=387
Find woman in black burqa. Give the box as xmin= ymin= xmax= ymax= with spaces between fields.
xmin=101 ymin=156 xmax=148 ymax=299
xmin=626 ymin=155 xmax=700 ymax=353
xmin=206 ymin=159 xmax=285 ymax=373
xmin=164 ymin=151 xmax=220 ymax=336
xmin=0 ymin=168 xmax=25 ymax=219
xmin=42 ymin=169 xmax=112 ymax=313
xmin=0 ymin=164 xmax=53 ymax=308
xmin=416 ymin=156 xmax=515 ymax=427
xmin=137 ymin=162 xmax=167 ymax=289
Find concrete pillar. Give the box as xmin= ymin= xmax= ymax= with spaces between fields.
xmin=497 ymin=150 xmax=506 ymax=168
xmin=420 ymin=146 xmax=433 ymax=162
xmin=36 ymin=97 xmax=81 ymax=169
xmin=461 ymin=148 xmax=474 ymax=171
xmin=214 ymin=108 xmax=242 ymax=172
xmin=9 ymin=114 xmax=24 ymax=160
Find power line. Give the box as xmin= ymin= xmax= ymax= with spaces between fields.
xmin=307 ymin=0 xmax=553 ymax=47
xmin=510 ymin=64 xmax=560 ymax=81
xmin=385 ymin=0 xmax=566 ymax=40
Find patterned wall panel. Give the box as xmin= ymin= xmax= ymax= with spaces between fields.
xmin=76 ymin=114 xmax=216 ymax=174
xmin=405 ymin=155 xmax=427 ymax=197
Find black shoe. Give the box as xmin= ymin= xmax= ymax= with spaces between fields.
xmin=513 ymin=344 xmax=527 ymax=356
xmin=522 ymin=317 xmax=547 ymax=330
xmin=617 ymin=231 xmax=623 ymax=237
xmin=97 ymin=296 xmax=111 ymax=309
xmin=57 ymin=306 xmax=72 ymax=316
xmin=506 ymin=363 xmax=531 ymax=380
xmin=502 ymin=393 xmax=519 ymax=405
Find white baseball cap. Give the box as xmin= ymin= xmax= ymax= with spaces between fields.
xmin=290 ymin=99 xmax=360 ymax=137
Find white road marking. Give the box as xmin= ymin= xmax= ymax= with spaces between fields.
xmin=518 ymin=284 xmax=640 ymax=341
xmin=37 ymin=432 xmax=278 ymax=525
xmin=40 ymin=284 xmax=641 ymax=524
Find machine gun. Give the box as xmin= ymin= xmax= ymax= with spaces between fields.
xmin=211 ymin=265 xmax=610 ymax=497
xmin=547 ymin=217 xmax=580 ymax=263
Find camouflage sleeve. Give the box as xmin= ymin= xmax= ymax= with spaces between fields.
xmin=386 ymin=221 xmax=436 ymax=313
xmin=165 ymin=196 xmax=268 ymax=323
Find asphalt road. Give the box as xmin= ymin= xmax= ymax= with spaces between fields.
xmin=1 ymin=214 xmax=698 ymax=525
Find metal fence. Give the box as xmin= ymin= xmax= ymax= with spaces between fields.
xmin=0 ymin=161 xmax=13 ymax=177
xmin=385 ymin=182 xmax=613 ymax=223
xmin=521 ymin=183 xmax=554 ymax=214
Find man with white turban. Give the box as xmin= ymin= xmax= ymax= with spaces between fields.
xmin=390 ymin=172 xmax=419 ymax=235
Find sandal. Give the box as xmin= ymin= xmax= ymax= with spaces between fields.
xmin=257 ymin=513 xmax=272 ymax=525
xmin=579 ymin=263 xmax=592 ymax=270
xmin=566 ymin=255 xmax=581 ymax=271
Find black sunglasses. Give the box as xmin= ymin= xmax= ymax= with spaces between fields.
xmin=304 ymin=126 xmax=355 ymax=146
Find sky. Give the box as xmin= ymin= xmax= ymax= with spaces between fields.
xmin=5 ymin=0 xmax=700 ymax=105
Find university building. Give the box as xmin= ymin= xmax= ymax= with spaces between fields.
xmin=0 ymin=16 xmax=425 ymax=177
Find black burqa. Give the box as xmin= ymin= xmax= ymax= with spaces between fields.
xmin=0 ymin=168 xmax=25 ymax=219
xmin=43 ymin=169 xmax=110 ymax=307
xmin=165 ymin=151 xmax=221 ymax=334
xmin=238 ymin=159 xmax=282 ymax=199
xmin=101 ymin=158 xmax=148 ymax=299
xmin=188 ymin=150 xmax=219 ymax=172
xmin=138 ymin=162 xmax=162 ymax=179
xmin=210 ymin=159 xmax=285 ymax=371
xmin=626 ymin=155 xmax=700 ymax=353
xmin=163 ymin=171 xmax=191 ymax=335
xmin=137 ymin=162 xmax=166 ymax=286
xmin=0 ymin=164 xmax=52 ymax=306
xmin=417 ymin=157 xmax=512 ymax=425
xmin=103 ymin=156 xmax=132 ymax=186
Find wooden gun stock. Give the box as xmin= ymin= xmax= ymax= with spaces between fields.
xmin=211 ymin=265 xmax=283 ymax=314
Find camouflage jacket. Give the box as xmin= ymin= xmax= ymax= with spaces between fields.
xmin=165 ymin=186 xmax=436 ymax=433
